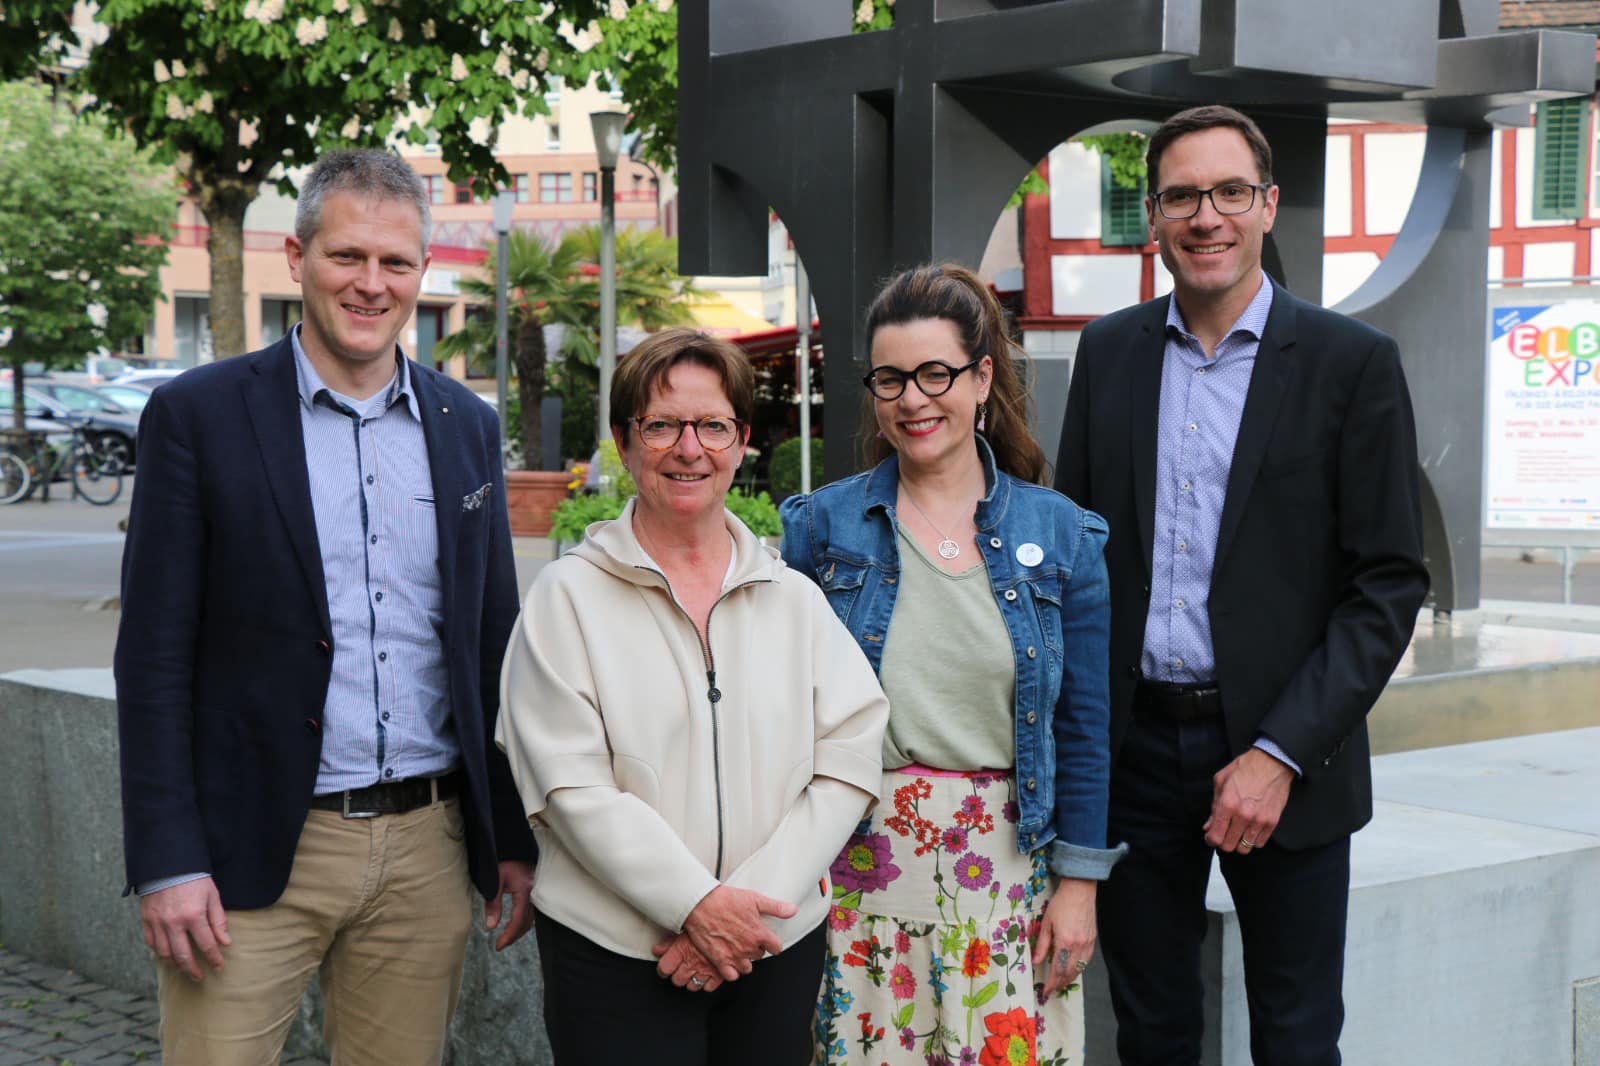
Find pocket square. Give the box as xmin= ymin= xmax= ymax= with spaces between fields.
xmin=462 ymin=483 xmax=492 ymax=512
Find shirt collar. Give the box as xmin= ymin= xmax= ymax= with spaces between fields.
xmin=1165 ymin=270 xmax=1275 ymax=347
xmin=290 ymin=323 xmax=415 ymax=417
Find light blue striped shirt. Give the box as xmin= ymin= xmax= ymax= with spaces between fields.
xmin=292 ymin=328 xmax=459 ymax=793
xmin=1141 ymin=274 xmax=1299 ymax=773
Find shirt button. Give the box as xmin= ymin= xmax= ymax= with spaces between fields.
xmin=1178 ymin=540 xmax=1188 ymax=552
xmin=374 ymin=592 xmax=383 ymax=602
xmin=1004 ymin=589 xmax=1018 ymax=601
xmin=378 ymin=651 xmax=387 ymax=662
xmin=1026 ymin=646 xmax=1037 ymax=659
xmin=1025 ymin=777 xmax=1037 ymax=790
xmin=370 ymin=534 xmax=378 ymax=545
xmin=1196 ymin=367 xmax=1207 ymax=376
xmin=1175 ymin=598 xmax=1185 ymax=609
xmin=1187 ymin=422 xmax=1197 ymax=432
xmin=1026 ymin=711 xmax=1038 ymax=725
xmin=1126 ymin=665 xmax=1139 ymax=678
xmin=382 ymin=711 xmax=391 ymax=722
xmin=1173 ymin=658 xmax=1184 ymax=668
xmin=1180 ymin=480 xmax=1191 ymax=491
xmin=366 ymin=474 xmax=375 ymax=485
xmin=384 ymin=768 xmax=394 ymax=778
xmin=990 ymin=537 xmax=1002 ymax=549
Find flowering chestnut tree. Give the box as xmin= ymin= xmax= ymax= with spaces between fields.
xmin=72 ymin=0 xmax=629 ymax=363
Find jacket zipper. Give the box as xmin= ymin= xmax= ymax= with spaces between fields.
xmin=636 ymin=565 xmax=765 ymax=881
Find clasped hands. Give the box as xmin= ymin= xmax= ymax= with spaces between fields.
xmin=652 ymin=885 xmax=796 ymax=992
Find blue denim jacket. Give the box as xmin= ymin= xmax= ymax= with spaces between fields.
xmin=779 ymin=439 xmax=1125 ymax=880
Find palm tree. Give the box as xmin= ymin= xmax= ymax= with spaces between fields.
xmin=436 ymin=226 xmax=703 ymax=469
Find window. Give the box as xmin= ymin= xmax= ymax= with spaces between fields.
xmin=547 ymin=121 xmax=561 ymax=150
xmin=424 ymin=176 xmax=447 ymax=205
xmin=539 ymin=172 xmax=574 ymax=203
xmin=513 ymin=174 xmax=530 ymax=204
xmin=1100 ymin=157 xmax=1148 ymax=247
xmin=454 ymin=180 xmax=474 ymax=204
xmin=1534 ymin=97 xmax=1589 ymax=220
xmin=582 ymin=172 xmax=598 ymax=202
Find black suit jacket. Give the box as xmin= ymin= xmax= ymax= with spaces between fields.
xmin=115 ymin=337 xmax=532 ymax=908
xmin=1055 ymin=280 xmax=1430 ymax=848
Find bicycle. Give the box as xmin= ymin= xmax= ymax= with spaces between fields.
xmin=0 ymin=416 xmax=124 ymax=505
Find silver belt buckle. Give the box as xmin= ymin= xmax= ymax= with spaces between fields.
xmin=341 ymin=791 xmax=381 ymax=819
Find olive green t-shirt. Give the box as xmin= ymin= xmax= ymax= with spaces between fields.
xmin=878 ymin=523 xmax=1017 ymax=771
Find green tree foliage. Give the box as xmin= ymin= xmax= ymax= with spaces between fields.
xmin=0 ymin=80 xmax=172 ymax=431
xmin=566 ymin=0 xmax=677 ymax=169
xmin=433 ymin=225 xmax=700 ymax=468
xmin=1077 ymin=132 xmax=1149 ymax=189
xmin=0 ymin=1 xmax=74 ymax=79
xmin=69 ymin=0 xmax=612 ymax=364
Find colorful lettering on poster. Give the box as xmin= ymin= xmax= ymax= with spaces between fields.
xmin=1506 ymin=323 xmax=1600 ymax=387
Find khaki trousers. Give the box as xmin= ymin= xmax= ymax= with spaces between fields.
xmin=157 ymin=797 xmax=476 ymax=1066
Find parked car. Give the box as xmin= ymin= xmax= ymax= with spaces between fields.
xmin=0 ymin=384 xmax=139 ymax=469
xmin=33 ymin=381 xmax=133 ymax=416
xmin=112 ymin=367 xmax=186 ymax=386
xmin=93 ymin=383 xmax=156 ymax=414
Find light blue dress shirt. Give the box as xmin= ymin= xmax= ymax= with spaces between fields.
xmin=1140 ymin=274 xmax=1298 ymax=773
xmin=291 ymin=328 xmax=458 ymax=793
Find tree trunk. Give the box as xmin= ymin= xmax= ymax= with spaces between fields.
xmin=195 ymin=183 xmax=255 ymax=364
xmin=7 ymin=357 xmax=26 ymax=434
xmin=513 ymin=316 xmax=546 ymax=471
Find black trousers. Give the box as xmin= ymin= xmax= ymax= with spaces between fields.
xmin=535 ymin=910 xmax=824 ymax=1066
xmin=1098 ymin=711 xmax=1351 ymax=1066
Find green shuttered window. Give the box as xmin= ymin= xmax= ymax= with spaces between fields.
xmin=1100 ymin=158 xmax=1148 ymax=247
xmin=1533 ymin=97 xmax=1590 ymax=220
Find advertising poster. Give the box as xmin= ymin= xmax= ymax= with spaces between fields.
xmin=1486 ymin=301 xmax=1600 ymax=530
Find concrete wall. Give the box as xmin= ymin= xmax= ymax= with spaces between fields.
xmin=0 ymin=669 xmax=548 ymax=1065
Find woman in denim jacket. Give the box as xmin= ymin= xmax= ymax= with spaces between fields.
xmin=781 ymin=264 xmax=1122 ymax=1065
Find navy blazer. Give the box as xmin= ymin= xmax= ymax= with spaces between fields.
xmin=1055 ymin=281 xmax=1430 ymax=849
xmin=115 ymin=336 xmax=532 ymax=909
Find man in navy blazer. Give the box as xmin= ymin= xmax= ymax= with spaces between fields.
xmin=1056 ymin=108 xmax=1429 ymax=1064
xmin=115 ymin=150 xmax=534 ymax=1064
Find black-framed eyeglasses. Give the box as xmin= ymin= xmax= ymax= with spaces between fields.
xmin=862 ymin=358 xmax=982 ymax=401
xmin=630 ymin=414 xmax=746 ymax=452
xmin=1150 ymin=182 xmax=1272 ymax=220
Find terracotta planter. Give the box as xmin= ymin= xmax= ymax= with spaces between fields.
xmin=504 ymin=469 xmax=572 ymax=537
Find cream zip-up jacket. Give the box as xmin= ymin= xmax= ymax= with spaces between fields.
xmin=496 ymin=501 xmax=889 ymax=960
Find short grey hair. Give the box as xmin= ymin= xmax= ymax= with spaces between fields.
xmin=294 ymin=149 xmax=432 ymax=252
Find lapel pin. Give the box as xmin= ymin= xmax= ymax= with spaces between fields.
xmin=441 ymin=406 xmax=449 ymax=413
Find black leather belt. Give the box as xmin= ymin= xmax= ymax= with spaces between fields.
xmin=1133 ymin=680 xmax=1222 ymax=723
xmin=310 ymin=771 xmax=461 ymax=820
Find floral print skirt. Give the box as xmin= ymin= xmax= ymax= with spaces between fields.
xmin=814 ymin=768 xmax=1083 ymax=1066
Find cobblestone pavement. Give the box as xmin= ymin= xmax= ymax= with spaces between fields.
xmin=0 ymin=948 xmax=325 ymax=1065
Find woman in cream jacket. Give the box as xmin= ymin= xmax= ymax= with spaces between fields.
xmin=496 ymin=329 xmax=888 ymax=1065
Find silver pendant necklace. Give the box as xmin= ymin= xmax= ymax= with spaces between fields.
xmin=901 ymin=487 xmax=965 ymax=560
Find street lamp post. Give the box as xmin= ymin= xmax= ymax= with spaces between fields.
xmin=492 ymin=190 xmax=513 ymax=464
xmin=590 ymin=110 xmax=627 ymax=446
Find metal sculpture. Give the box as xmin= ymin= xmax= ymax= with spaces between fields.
xmin=678 ymin=0 xmax=1595 ymax=610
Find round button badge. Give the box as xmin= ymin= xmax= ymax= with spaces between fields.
xmin=1016 ymin=542 xmax=1044 ymax=567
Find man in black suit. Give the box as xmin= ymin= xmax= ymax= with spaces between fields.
xmin=116 ymin=150 xmax=533 ymax=1064
xmin=1055 ymin=106 xmax=1429 ymax=1064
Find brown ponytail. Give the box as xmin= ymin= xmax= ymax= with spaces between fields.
xmin=857 ymin=263 xmax=1048 ymax=484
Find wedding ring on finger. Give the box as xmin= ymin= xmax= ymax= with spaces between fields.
xmin=688 ymin=975 xmax=706 ymax=989
xmin=1074 ymin=959 xmax=1089 ymax=972
xmin=1239 ymin=839 xmax=1255 ymax=852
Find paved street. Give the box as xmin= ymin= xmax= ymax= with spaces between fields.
xmin=0 ymin=475 xmax=558 ymax=673
xmin=0 ymin=948 xmax=326 ymax=1066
